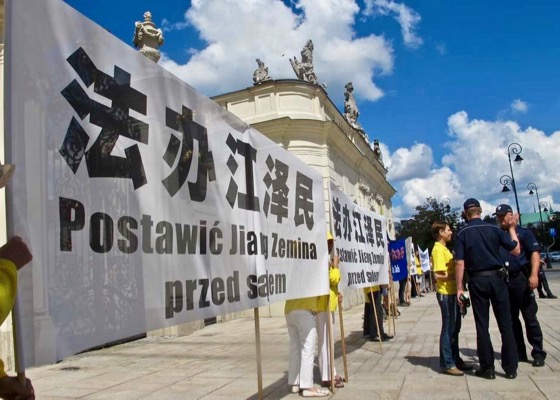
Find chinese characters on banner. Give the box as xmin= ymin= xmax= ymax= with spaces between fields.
xmin=389 ymin=239 xmax=408 ymax=282
xmin=5 ymin=0 xmax=328 ymax=367
xmin=329 ymin=183 xmax=389 ymax=289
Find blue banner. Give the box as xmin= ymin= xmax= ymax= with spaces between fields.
xmin=389 ymin=239 xmax=408 ymax=281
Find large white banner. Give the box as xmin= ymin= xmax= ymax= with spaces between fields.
xmin=329 ymin=183 xmax=389 ymax=289
xmin=4 ymin=0 xmax=328 ymax=367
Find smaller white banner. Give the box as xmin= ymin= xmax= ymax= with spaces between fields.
xmin=329 ymin=183 xmax=389 ymax=289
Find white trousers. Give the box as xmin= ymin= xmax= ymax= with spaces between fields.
xmin=316 ymin=311 xmax=337 ymax=381
xmin=286 ymin=310 xmax=317 ymax=389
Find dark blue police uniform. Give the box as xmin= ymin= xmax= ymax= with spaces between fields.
xmin=455 ymin=217 xmax=518 ymax=376
xmin=501 ymin=227 xmax=546 ymax=364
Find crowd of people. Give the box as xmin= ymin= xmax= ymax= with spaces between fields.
xmin=2 ymin=169 xmax=555 ymax=397
xmin=285 ymin=197 xmax=557 ymax=395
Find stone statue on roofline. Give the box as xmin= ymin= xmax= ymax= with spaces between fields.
xmin=253 ymin=58 xmax=272 ymax=85
xmin=373 ymin=139 xmax=384 ymax=165
xmin=290 ymin=39 xmax=318 ymax=84
xmin=133 ymin=11 xmax=164 ymax=63
xmin=343 ymin=82 xmax=365 ymax=136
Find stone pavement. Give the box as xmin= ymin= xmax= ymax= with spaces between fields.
xmin=23 ymin=272 xmax=560 ymax=399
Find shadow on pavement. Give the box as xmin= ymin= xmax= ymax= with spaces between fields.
xmin=404 ymin=355 xmax=440 ymax=372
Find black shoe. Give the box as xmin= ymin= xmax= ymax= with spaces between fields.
xmin=505 ymin=371 xmax=517 ymax=379
xmin=474 ymin=368 xmax=496 ymax=380
xmin=539 ymin=294 xmax=547 ymax=299
xmin=381 ymin=333 xmax=393 ymax=341
xmin=547 ymin=294 xmax=558 ymax=299
xmin=532 ymin=358 xmax=545 ymax=367
xmin=399 ymin=302 xmax=410 ymax=307
xmin=456 ymin=359 xmax=473 ymax=371
xmin=370 ymin=334 xmax=392 ymax=342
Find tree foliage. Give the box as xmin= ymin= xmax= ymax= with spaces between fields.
xmin=396 ymin=197 xmax=463 ymax=251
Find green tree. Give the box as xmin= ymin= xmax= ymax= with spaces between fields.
xmin=396 ymin=197 xmax=463 ymax=251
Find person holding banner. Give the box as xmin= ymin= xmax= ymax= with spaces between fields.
xmin=431 ymin=221 xmax=471 ymax=376
xmin=0 ymin=237 xmax=35 ymax=399
xmin=363 ymin=285 xmax=393 ymax=342
xmin=285 ymin=295 xmax=328 ymax=396
xmin=316 ymin=232 xmax=344 ymax=388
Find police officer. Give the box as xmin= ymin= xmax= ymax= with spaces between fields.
xmin=495 ymin=204 xmax=546 ymax=367
xmin=454 ymin=198 xmax=521 ymax=380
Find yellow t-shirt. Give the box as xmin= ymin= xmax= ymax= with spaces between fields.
xmin=363 ymin=285 xmax=380 ymax=303
xmin=0 ymin=258 xmax=18 ymax=378
xmin=285 ymin=296 xmax=318 ymax=314
xmin=431 ymin=241 xmax=456 ymax=295
xmin=317 ymin=267 xmax=341 ymax=312
xmin=416 ymin=256 xmax=422 ymax=276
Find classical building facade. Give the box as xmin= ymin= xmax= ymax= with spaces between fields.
xmin=211 ymin=79 xmax=396 ymax=315
xmin=212 ymin=79 xmax=396 ymax=233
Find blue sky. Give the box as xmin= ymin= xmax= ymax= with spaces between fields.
xmin=63 ymin=0 xmax=560 ymax=219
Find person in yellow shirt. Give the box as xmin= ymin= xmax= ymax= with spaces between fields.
xmin=316 ymin=232 xmax=344 ymax=388
xmin=285 ymin=233 xmax=330 ymax=397
xmin=431 ymin=221 xmax=471 ymax=376
xmin=0 ymin=236 xmax=35 ymax=399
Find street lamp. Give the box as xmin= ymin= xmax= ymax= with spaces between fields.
xmin=527 ymin=182 xmax=545 ymax=235
xmin=528 ymin=182 xmax=551 ymax=268
xmin=506 ymin=143 xmax=523 ymax=225
xmin=500 ymin=175 xmax=512 ymax=193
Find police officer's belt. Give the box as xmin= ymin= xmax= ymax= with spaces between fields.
xmin=469 ymin=269 xmax=501 ymax=277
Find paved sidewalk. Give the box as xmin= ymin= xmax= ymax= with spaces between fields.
xmin=24 ymin=273 xmax=560 ymax=399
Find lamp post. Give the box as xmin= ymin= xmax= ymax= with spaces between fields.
xmin=528 ymin=182 xmax=551 ymax=268
xmin=505 ymin=143 xmax=523 ymax=225
xmin=527 ymin=182 xmax=546 ymax=236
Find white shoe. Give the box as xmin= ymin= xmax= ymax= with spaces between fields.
xmin=302 ymin=387 xmax=329 ymax=397
xmin=291 ymin=385 xmax=300 ymax=393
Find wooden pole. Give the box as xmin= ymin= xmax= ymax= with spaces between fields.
xmin=327 ymin=297 xmax=335 ymax=393
xmin=338 ymin=303 xmax=348 ymax=383
xmin=369 ymin=287 xmax=383 ymax=353
xmin=388 ymin=272 xmax=397 ymax=335
xmin=253 ymin=308 xmax=263 ymax=400
xmin=385 ymin=281 xmax=393 ymax=337
xmin=11 ymin=296 xmax=26 ymax=387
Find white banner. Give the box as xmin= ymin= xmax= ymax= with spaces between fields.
xmin=418 ymin=247 xmax=431 ymax=272
xmin=5 ymin=0 xmax=328 ymax=367
xmin=329 ymin=183 xmax=388 ymax=289
xmin=405 ymin=237 xmax=416 ymax=276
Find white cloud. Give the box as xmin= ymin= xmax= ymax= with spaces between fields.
xmin=388 ymin=111 xmax=560 ymax=219
xmin=363 ymin=0 xmax=423 ymax=48
xmin=160 ymin=18 xmax=189 ymax=32
xmin=400 ymin=167 xmax=461 ymax=209
xmin=386 ymin=143 xmax=433 ymax=181
xmin=511 ymin=99 xmax=528 ymax=113
xmin=159 ymin=0 xmax=394 ymax=102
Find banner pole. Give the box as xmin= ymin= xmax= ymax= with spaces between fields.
xmin=327 ymin=297 xmax=335 ymax=393
xmin=253 ymin=307 xmax=263 ymax=400
xmin=11 ymin=298 xmax=26 ymax=386
xmin=369 ymin=287 xmax=382 ymax=353
xmin=385 ymin=281 xmax=393 ymax=337
xmin=388 ymin=267 xmax=397 ymax=335
xmin=337 ymin=303 xmax=348 ymax=383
